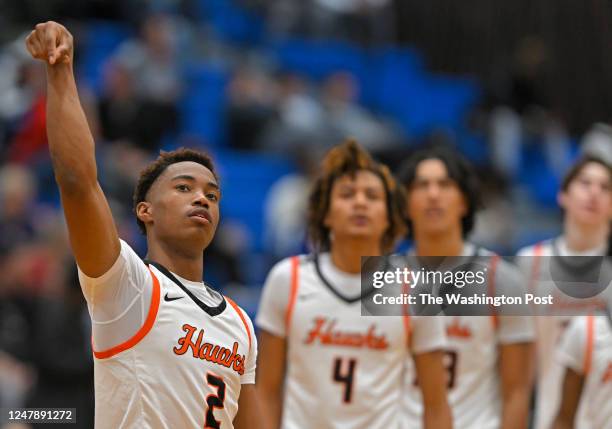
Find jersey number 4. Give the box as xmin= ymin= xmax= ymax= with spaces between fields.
xmin=333 ymin=357 xmax=357 ymax=404
xmin=205 ymin=373 xmax=226 ymax=429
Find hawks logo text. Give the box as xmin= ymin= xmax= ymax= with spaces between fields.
xmin=304 ymin=317 xmax=389 ymax=349
xmin=173 ymin=324 xmax=246 ymax=375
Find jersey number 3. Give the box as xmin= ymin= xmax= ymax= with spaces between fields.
xmin=205 ymin=373 xmax=226 ymax=429
xmin=333 ymin=357 xmax=357 ymax=404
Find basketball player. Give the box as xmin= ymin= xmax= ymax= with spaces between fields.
xmin=25 ymin=22 xmax=260 ymax=428
xmin=553 ymin=314 xmax=612 ymax=428
xmin=398 ymin=147 xmax=534 ymax=428
xmin=256 ymin=140 xmax=452 ymax=428
xmin=516 ymin=156 xmax=611 ymax=429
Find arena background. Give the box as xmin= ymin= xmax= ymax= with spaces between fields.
xmin=0 ymin=1 xmax=610 ymax=427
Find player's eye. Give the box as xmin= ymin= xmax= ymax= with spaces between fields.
xmin=176 ymin=184 xmax=190 ymax=192
xmin=439 ymin=178 xmax=453 ymax=188
xmin=206 ymin=192 xmax=219 ymax=202
xmin=411 ymin=180 xmax=428 ymax=190
xmin=366 ymin=190 xmax=383 ymax=200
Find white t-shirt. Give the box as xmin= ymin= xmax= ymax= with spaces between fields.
xmin=78 ymin=239 xmax=256 ymax=429
xmin=402 ymin=244 xmax=535 ymax=429
xmin=256 ymin=253 xmax=447 ymax=429
xmin=557 ymin=315 xmax=612 ymax=428
xmin=517 ymin=237 xmax=608 ymax=429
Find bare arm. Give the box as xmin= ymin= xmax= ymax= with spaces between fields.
xmin=499 ymin=342 xmax=533 ymax=429
xmin=25 ymin=22 xmax=119 ymax=277
xmin=414 ymin=350 xmax=453 ymax=429
xmin=234 ymin=384 xmax=266 ymax=429
xmin=552 ymin=367 xmax=584 ymax=429
xmin=256 ymin=330 xmax=286 ymax=429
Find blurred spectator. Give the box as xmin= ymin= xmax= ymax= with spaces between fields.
xmin=489 ymin=36 xmax=571 ymax=180
xmin=24 ymin=266 xmax=94 ymax=429
xmin=226 ymin=66 xmax=277 ymax=150
xmin=0 ymin=36 xmax=41 ymax=141
xmin=470 ymin=167 xmax=515 ymax=253
xmin=108 ymin=13 xmax=182 ymax=150
xmin=259 ymin=72 xmax=328 ymax=152
xmin=265 ymin=0 xmax=395 ymax=45
xmin=0 ymin=164 xmax=38 ymax=256
xmin=0 ymin=36 xmax=48 ymax=164
xmin=581 ymin=122 xmax=612 ymax=165
xmin=115 ymin=14 xmax=182 ymax=102
xmin=264 ymin=144 xmax=320 ymax=258
xmin=321 ymin=71 xmax=400 ymax=151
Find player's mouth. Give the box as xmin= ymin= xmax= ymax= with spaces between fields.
xmin=188 ymin=208 xmax=212 ymax=225
xmin=425 ymin=207 xmax=444 ymax=217
xmin=349 ymin=214 xmax=371 ymax=225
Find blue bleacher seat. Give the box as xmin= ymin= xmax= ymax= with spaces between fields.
xmin=77 ymin=21 xmax=133 ymax=94
xmin=213 ymin=150 xmax=295 ymax=252
xmin=179 ymin=64 xmax=229 ymax=146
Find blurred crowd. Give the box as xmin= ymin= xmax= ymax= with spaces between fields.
xmin=0 ymin=1 xmax=611 ymax=428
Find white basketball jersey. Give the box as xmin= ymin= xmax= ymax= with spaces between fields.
xmin=80 ymin=245 xmax=256 ymax=429
xmin=557 ymin=315 xmax=612 ymax=428
xmin=256 ymin=254 xmax=447 ymax=429
xmin=517 ymin=238 xmax=608 ymax=429
xmin=403 ymin=245 xmax=534 ymax=428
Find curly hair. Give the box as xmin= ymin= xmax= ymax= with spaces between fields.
xmin=397 ymin=146 xmax=481 ymax=239
xmin=307 ymin=139 xmax=407 ymax=253
xmin=133 ymin=148 xmax=217 ymax=234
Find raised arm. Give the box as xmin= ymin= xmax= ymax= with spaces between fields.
xmin=25 ymin=22 xmax=120 ymax=277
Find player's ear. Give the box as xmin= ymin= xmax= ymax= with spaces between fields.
xmin=136 ymin=201 xmax=153 ymax=226
xmin=323 ymin=211 xmax=332 ymax=228
xmin=557 ymin=191 xmax=567 ymax=210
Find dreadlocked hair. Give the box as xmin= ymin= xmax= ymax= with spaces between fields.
xmin=307 ymin=138 xmax=407 ymax=253
xmin=133 ymin=148 xmax=217 ymax=234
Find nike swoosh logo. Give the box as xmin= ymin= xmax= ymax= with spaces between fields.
xmin=164 ymin=293 xmax=184 ymax=302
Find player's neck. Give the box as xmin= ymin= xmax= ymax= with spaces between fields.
xmin=563 ymin=219 xmax=610 ymax=253
xmin=414 ymin=229 xmax=464 ymax=256
xmin=146 ymin=239 xmax=204 ymax=281
xmin=329 ymin=239 xmax=382 ymax=274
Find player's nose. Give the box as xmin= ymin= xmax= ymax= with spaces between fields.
xmin=192 ymin=191 xmax=209 ymax=207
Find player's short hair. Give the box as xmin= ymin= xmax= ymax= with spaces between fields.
xmin=560 ymin=155 xmax=612 ymax=256
xmin=397 ymin=146 xmax=481 ymax=239
xmin=561 ymin=155 xmax=612 ymax=192
xmin=133 ymin=148 xmax=217 ymax=234
xmin=307 ymin=138 xmax=407 ymax=253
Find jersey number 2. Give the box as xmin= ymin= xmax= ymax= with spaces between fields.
xmin=205 ymin=373 xmax=226 ymax=429
xmin=333 ymin=357 xmax=357 ymax=404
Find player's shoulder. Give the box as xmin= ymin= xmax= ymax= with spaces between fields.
xmin=516 ymin=238 xmax=555 ymax=257
xmin=78 ymin=238 xmax=148 ymax=287
xmin=225 ymin=296 xmax=255 ymax=327
xmin=267 ymin=254 xmax=314 ymax=278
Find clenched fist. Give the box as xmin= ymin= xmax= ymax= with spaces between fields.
xmin=25 ymin=21 xmax=73 ymax=65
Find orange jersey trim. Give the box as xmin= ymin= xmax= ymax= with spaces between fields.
xmin=401 ymin=281 xmax=412 ymax=346
xmin=93 ymin=267 xmax=161 ymax=359
xmin=226 ymin=297 xmax=252 ymax=352
xmin=285 ymin=256 xmax=300 ymax=334
xmin=584 ymin=314 xmax=595 ymax=374
xmin=528 ymin=242 xmax=543 ymax=294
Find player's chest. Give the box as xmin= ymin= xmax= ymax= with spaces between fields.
xmin=141 ymin=293 xmax=249 ymax=386
xmin=444 ymin=316 xmax=497 ymax=357
xmin=289 ymin=282 xmax=406 ymax=353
